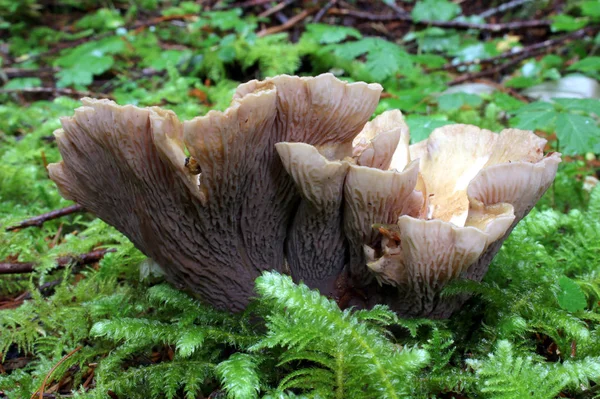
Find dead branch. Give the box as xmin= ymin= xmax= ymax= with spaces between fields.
xmin=447 ymin=26 xmax=596 ymax=84
xmin=31 ymin=346 xmax=82 ymax=399
xmin=230 ymin=0 xmax=275 ymax=8
xmin=257 ymin=8 xmax=318 ymax=37
xmin=326 ymin=8 xmax=550 ymax=31
xmin=9 ymin=15 xmax=196 ymax=66
xmin=478 ymin=0 xmax=532 ymax=19
xmin=2 ymin=67 xmax=59 ymax=78
xmin=439 ymin=27 xmax=594 ymax=71
xmin=314 ymin=0 xmax=338 ymax=23
xmin=0 ymin=87 xmax=114 ymax=100
xmin=5 ymin=204 xmax=86 ymax=232
xmin=0 ymin=248 xmax=116 ymax=275
xmin=449 ymin=51 xmax=534 ymax=85
xmin=383 ymin=0 xmax=408 ymax=17
xmin=259 ymin=0 xmax=296 ymax=19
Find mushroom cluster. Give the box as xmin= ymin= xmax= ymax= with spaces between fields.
xmin=48 ymin=74 xmax=560 ymax=318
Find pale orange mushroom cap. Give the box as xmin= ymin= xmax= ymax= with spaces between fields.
xmin=357 ymin=124 xmax=561 ymax=316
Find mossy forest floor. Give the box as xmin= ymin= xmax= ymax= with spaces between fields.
xmin=1 ymin=1 xmax=600 ymax=398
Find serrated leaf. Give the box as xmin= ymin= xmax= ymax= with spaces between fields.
xmin=411 ymin=0 xmax=461 ymax=22
xmin=304 ymin=23 xmax=361 ymax=44
xmin=491 ymin=92 xmax=526 ymax=111
xmin=332 ymin=37 xmax=413 ymax=81
xmin=568 ymin=57 xmax=600 ymax=73
xmin=437 ymin=92 xmax=483 ymax=111
xmin=56 ymin=55 xmax=114 ymax=87
xmin=581 ymin=1 xmax=600 ymax=18
xmin=411 ymin=53 xmax=447 ymax=68
xmin=556 ymin=112 xmax=600 ymax=155
xmin=553 ymin=98 xmax=600 ymax=116
xmin=551 ymin=14 xmax=589 ymax=32
xmin=406 ymin=115 xmax=454 ymax=143
xmin=3 ymin=78 xmax=41 ymax=89
xmin=510 ymin=101 xmax=558 ymax=131
xmin=557 ymin=276 xmax=587 ymax=312
xmin=331 ymin=39 xmax=372 ymax=60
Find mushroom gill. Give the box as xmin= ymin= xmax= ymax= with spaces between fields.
xmin=352 ymin=124 xmax=561 ymax=317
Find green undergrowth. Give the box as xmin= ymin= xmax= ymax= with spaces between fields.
xmin=2 ymin=0 xmax=600 ymax=398
xmin=0 ymin=185 xmax=599 ymax=398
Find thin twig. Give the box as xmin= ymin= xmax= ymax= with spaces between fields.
xmin=5 ymin=204 xmax=86 ymax=232
xmin=478 ymin=0 xmax=532 ymax=19
xmin=257 ymin=8 xmax=317 ymax=37
xmin=0 ymin=87 xmax=114 ymax=100
xmin=314 ymin=0 xmax=337 ymax=23
xmin=228 ymin=0 xmax=274 ymax=7
xmin=326 ymin=7 xmax=550 ymax=31
xmin=449 ymin=51 xmax=534 ymax=85
xmin=259 ymin=0 xmax=296 ymax=19
xmin=438 ymin=27 xmax=593 ymax=71
xmin=472 ymin=78 xmax=531 ymax=103
xmin=2 ymin=67 xmax=59 ymax=78
xmin=9 ymin=15 xmax=196 ymax=66
xmin=31 ymin=346 xmax=82 ymax=399
xmin=0 ymin=248 xmax=116 ymax=275
xmin=383 ymin=0 xmax=408 ymax=17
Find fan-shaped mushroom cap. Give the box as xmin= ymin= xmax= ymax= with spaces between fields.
xmin=275 ymin=143 xmax=349 ymax=292
xmin=362 ymin=125 xmax=561 ymax=317
xmin=352 ymin=110 xmax=410 ymax=170
xmin=48 ymin=74 xmax=382 ymax=312
xmin=274 ymin=110 xmax=411 ymax=294
xmin=343 ymin=160 xmax=422 ymax=283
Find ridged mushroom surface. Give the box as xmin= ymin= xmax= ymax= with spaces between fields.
xmin=48 ymin=74 xmax=382 ymax=311
xmin=48 ymin=73 xmax=560 ymax=318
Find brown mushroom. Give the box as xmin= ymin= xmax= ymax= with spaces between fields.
xmin=275 ymin=143 xmax=349 ymax=293
xmin=48 ymin=74 xmax=382 ymax=312
xmin=48 ymin=74 xmax=560 ymax=318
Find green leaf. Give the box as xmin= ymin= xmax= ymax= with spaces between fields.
xmin=176 ymin=330 xmax=205 ymax=358
xmin=411 ymin=54 xmax=447 ymax=68
xmin=437 ymin=92 xmax=483 ymax=111
xmin=555 ymin=112 xmax=600 ymax=155
xmin=216 ymin=353 xmax=260 ymax=399
xmin=75 ymin=8 xmax=124 ymax=31
xmin=491 ymin=92 xmax=525 ymax=112
xmin=411 ymin=0 xmax=461 ymax=22
xmin=332 ymin=38 xmax=414 ymax=81
xmin=553 ymin=98 xmax=600 ymax=116
xmin=551 ymin=14 xmax=589 ymax=32
xmin=557 ymin=276 xmax=587 ymax=312
xmin=581 ymin=1 xmax=600 ymax=18
xmin=406 ymin=115 xmax=454 ymax=143
xmin=505 ymin=76 xmax=539 ymax=89
xmin=568 ymin=57 xmax=600 ymax=73
xmin=364 ymin=41 xmax=413 ymax=81
xmin=510 ymin=101 xmax=558 ymax=131
xmin=415 ymin=27 xmax=462 ymax=53
xmin=3 ymin=78 xmax=41 ymax=89
xmin=147 ymin=50 xmax=190 ymax=71
xmin=304 ymin=23 xmax=361 ymax=44
xmin=56 ymin=55 xmax=114 ymax=87
xmin=54 ymin=36 xmax=125 ymax=87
